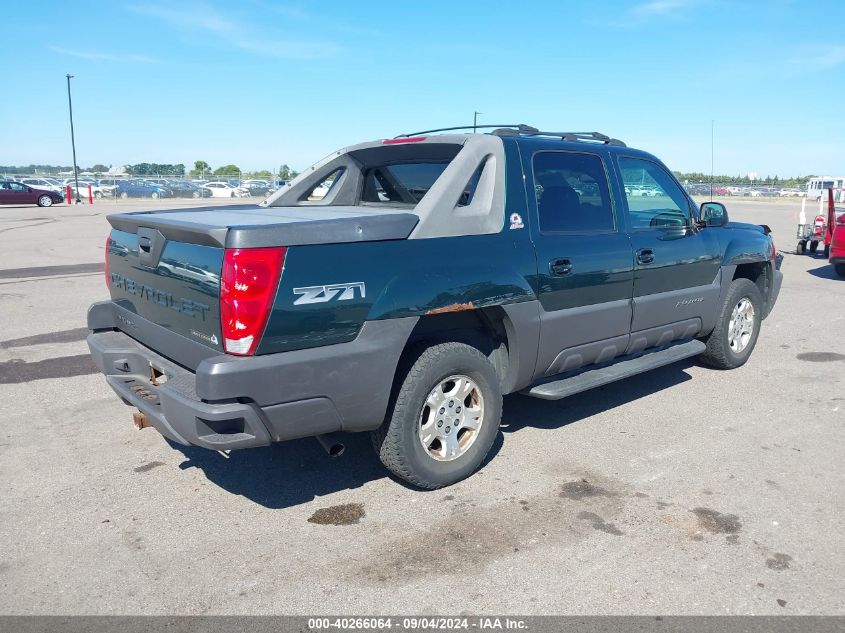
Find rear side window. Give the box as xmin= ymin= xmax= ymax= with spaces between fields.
xmin=532 ymin=151 xmax=615 ymax=233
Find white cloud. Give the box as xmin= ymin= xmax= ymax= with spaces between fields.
xmin=48 ymin=46 xmax=159 ymax=63
xmin=788 ymin=44 xmax=845 ymax=70
xmin=127 ymin=3 xmax=339 ymax=60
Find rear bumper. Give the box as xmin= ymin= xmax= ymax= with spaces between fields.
xmin=87 ymin=303 xmax=417 ymax=451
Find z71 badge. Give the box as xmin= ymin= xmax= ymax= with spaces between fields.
xmin=292 ymin=282 xmax=366 ymax=305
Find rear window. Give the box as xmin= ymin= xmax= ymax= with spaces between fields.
xmin=362 ymin=162 xmax=480 ymax=205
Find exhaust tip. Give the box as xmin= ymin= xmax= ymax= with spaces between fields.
xmin=316 ymin=433 xmax=345 ymax=457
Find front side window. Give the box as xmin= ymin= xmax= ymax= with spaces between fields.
xmin=532 ymin=151 xmax=615 ymax=233
xmin=618 ymin=157 xmax=691 ymax=230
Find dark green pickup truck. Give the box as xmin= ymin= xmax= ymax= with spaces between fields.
xmin=87 ymin=125 xmax=782 ymax=488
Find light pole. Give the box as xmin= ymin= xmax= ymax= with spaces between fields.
xmin=66 ymin=74 xmax=81 ymax=203
xmin=473 ymin=111 xmax=482 ymax=134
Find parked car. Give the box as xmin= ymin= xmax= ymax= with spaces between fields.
xmin=161 ymin=180 xmax=213 ymax=198
xmin=241 ymin=180 xmax=272 ymax=196
xmin=713 ymin=186 xmax=730 ymax=196
xmin=17 ymin=177 xmax=64 ymax=193
xmin=750 ymin=187 xmax=778 ymax=198
xmin=0 ymin=180 xmax=64 ymax=206
xmin=62 ymin=177 xmax=97 ymax=188
xmin=779 ymin=188 xmax=805 ymax=197
xmin=112 ymin=179 xmax=170 ymax=199
xmin=202 ymin=181 xmax=249 ymax=198
xmin=88 ymin=125 xmax=782 ymax=489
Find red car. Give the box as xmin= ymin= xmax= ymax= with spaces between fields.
xmin=0 ymin=180 xmax=64 ymax=207
xmin=830 ymin=210 xmax=845 ymax=277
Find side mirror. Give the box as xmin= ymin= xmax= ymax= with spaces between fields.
xmin=699 ymin=201 xmax=729 ymax=227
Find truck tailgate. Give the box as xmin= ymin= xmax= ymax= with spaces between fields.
xmin=104 ymin=204 xmax=418 ymax=355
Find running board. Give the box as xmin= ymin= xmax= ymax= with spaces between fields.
xmin=524 ymin=339 xmax=706 ymax=401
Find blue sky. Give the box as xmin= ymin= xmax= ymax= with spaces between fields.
xmin=2 ymin=0 xmax=843 ymax=176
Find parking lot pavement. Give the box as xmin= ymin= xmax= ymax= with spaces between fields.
xmin=0 ymin=198 xmax=842 ymax=615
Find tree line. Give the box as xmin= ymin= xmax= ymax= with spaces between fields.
xmin=0 ymin=162 xmax=301 ymax=181
xmin=673 ymin=172 xmax=812 ymax=187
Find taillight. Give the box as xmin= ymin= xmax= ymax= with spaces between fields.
xmin=770 ymin=239 xmax=777 ymax=260
xmin=105 ymin=234 xmax=111 ymax=287
xmin=220 ymin=247 xmax=286 ymax=356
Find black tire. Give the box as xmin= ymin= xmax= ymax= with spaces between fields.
xmin=94 ymin=191 xmax=103 ymax=199
xmin=120 ymin=192 xmax=129 ymax=199
xmin=37 ymin=195 xmax=53 ymax=207
xmin=797 ymin=241 xmax=806 ymax=255
xmin=151 ymin=192 xmax=159 ymax=200
xmin=836 ymin=264 xmax=845 ymax=278
xmin=192 ymin=190 xmax=200 ymax=198
xmin=699 ymin=278 xmax=763 ymax=370
xmin=230 ymin=191 xmax=235 ymax=198
xmin=372 ymin=342 xmax=502 ymax=489
xmin=809 ymin=240 xmax=818 ymax=254
xmin=824 ymin=244 xmax=830 ymax=259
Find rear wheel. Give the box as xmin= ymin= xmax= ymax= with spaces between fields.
xmin=836 ymin=264 xmax=845 ymax=278
xmin=797 ymin=241 xmax=806 ymax=255
xmin=151 ymin=192 xmax=159 ymax=200
xmin=809 ymin=240 xmax=819 ymax=254
xmin=120 ymin=192 xmax=129 ymax=199
xmin=699 ymin=278 xmax=763 ymax=370
xmin=372 ymin=342 xmax=502 ymax=489
xmin=37 ymin=195 xmax=53 ymax=207
xmin=94 ymin=191 xmax=103 ymax=199
xmin=192 ymin=190 xmax=200 ymax=198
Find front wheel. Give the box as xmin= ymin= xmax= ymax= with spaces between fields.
xmin=94 ymin=191 xmax=103 ymax=199
xmin=372 ymin=342 xmax=502 ymax=489
xmin=150 ymin=192 xmax=159 ymax=200
xmin=699 ymin=278 xmax=763 ymax=369
xmin=192 ymin=190 xmax=200 ymax=198
xmin=37 ymin=195 xmax=53 ymax=207
xmin=119 ymin=192 xmax=129 ymax=199
xmin=809 ymin=240 xmax=819 ymax=254
xmin=797 ymin=241 xmax=806 ymax=255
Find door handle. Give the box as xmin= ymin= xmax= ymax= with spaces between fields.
xmin=549 ymin=257 xmax=573 ymax=276
xmin=636 ymin=248 xmax=655 ymax=265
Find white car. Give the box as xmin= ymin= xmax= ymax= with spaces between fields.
xmin=202 ymin=181 xmax=250 ymax=198
xmin=779 ymin=188 xmax=806 ymax=197
xmin=17 ymin=178 xmax=64 ymax=193
xmin=62 ymin=179 xmax=117 ymax=199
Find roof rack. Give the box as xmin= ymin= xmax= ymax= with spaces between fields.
xmin=395 ymin=124 xmax=626 ymax=147
xmin=394 ymin=124 xmax=538 ymax=138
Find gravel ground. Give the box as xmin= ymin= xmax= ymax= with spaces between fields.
xmin=0 ymin=197 xmax=842 ymax=615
